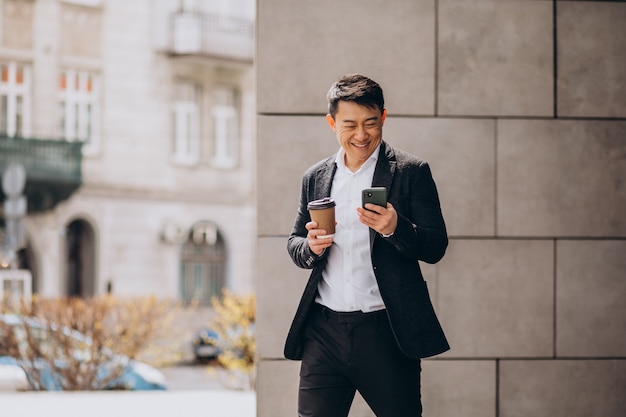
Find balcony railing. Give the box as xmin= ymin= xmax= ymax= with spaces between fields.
xmin=169 ymin=11 xmax=254 ymax=62
xmin=0 ymin=135 xmax=83 ymax=213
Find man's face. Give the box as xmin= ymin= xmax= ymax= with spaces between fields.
xmin=326 ymin=101 xmax=387 ymax=171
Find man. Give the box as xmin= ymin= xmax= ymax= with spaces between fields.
xmin=286 ymin=74 xmax=449 ymax=417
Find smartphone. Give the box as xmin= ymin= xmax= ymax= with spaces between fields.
xmin=362 ymin=187 xmax=387 ymax=210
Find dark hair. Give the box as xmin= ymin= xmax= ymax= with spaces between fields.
xmin=326 ymin=74 xmax=385 ymax=118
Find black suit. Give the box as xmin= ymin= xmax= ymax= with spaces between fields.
xmin=286 ymin=140 xmax=450 ymax=360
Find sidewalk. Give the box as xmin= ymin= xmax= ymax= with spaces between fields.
xmin=0 ymin=390 xmax=256 ymax=417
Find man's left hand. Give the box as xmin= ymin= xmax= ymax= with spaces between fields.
xmin=357 ymin=202 xmax=397 ymax=236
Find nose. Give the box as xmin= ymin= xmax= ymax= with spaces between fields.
xmin=354 ymin=125 xmax=367 ymax=140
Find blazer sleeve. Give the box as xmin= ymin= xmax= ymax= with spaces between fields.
xmin=287 ymin=173 xmax=329 ymax=269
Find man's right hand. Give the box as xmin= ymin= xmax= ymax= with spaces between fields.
xmin=306 ymin=221 xmax=334 ymax=255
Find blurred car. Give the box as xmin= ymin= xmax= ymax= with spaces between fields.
xmin=192 ymin=328 xmax=221 ymax=361
xmin=0 ymin=357 xmax=29 ymax=391
xmin=0 ymin=313 xmax=167 ymax=391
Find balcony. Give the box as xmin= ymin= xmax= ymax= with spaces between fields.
xmin=0 ymin=135 xmax=83 ymax=213
xmin=167 ymin=11 xmax=254 ymax=63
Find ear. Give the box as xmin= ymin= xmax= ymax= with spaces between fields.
xmin=381 ymin=109 xmax=387 ymax=125
xmin=326 ymin=114 xmax=336 ymax=131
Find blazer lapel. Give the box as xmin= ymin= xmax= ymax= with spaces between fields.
xmin=314 ymin=156 xmax=337 ymax=200
xmin=370 ymin=141 xmax=396 ymax=246
xmin=372 ymin=141 xmax=395 ymax=189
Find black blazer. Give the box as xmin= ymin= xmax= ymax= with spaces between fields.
xmin=285 ymin=141 xmax=450 ymax=360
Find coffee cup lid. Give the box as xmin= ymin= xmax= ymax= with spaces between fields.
xmin=307 ymin=197 xmax=336 ymax=210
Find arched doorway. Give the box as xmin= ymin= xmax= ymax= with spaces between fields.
xmin=65 ymin=219 xmax=96 ymax=297
xmin=179 ymin=221 xmax=226 ymax=305
xmin=17 ymin=242 xmax=39 ymax=294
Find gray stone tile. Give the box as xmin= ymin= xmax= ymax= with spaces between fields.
xmin=383 ymin=117 xmax=496 ymax=237
xmin=256 ymin=237 xmax=309 ymax=359
xmin=423 ymin=360 xmax=496 ymax=417
xmin=257 ymin=0 xmax=436 ymax=115
xmin=257 ymin=360 xmax=300 ymax=417
xmin=437 ymin=239 xmax=554 ymax=358
xmin=556 ymin=240 xmax=626 ymax=357
xmin=438 ymin=0 xmax=553 ymax=116
xmin=500 ymin=360 xmax=626 ymax=417
xmin=557 ymin=2 xmax=626 ymax=117
xmin=257 ymin=115 xmax=337 ymax=236
xmin=497 ymin=119 xmax=626 ymax=237
xmin=259 ymin=115 xmax=497 ymax=237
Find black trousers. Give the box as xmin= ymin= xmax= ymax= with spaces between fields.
xmin=298 ymin=303 xmax=422 ymax=417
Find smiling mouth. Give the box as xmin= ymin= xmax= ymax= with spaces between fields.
xmin=353 ymin=142 xmax=369 ymax=148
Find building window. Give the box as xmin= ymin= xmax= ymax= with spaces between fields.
xmin=58 ymin=69 xmax=100 ymax=154
xmin=0 ymin=62 xmax=31 ymax=138
xmin=179 ymin=221 xmax=225 ymax=305
xmin=211 ymin=86 xmax=239 ymax=168
xmin=172 ymin=82 xmax=200 ymax=165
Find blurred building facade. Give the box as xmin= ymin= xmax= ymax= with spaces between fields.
xmin=0 ymin=0 xmax=256 ymax=304
xmin=255 ymin=1 xmax=625 ymax=417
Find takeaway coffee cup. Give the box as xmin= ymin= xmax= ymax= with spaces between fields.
xmin=307 ymin=197 xmax=336 ymax=238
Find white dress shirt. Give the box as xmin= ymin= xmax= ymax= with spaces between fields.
xmin=315 ymin=145 xmax=386 ymax=313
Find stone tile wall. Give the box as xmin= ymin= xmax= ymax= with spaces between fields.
xmin=256 ymin=1 xmax=626 ymax=416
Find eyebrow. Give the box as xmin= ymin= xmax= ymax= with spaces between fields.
xmin=341 ymin=116 xmax=379 ymax=124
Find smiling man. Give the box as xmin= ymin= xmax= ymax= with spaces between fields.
xmin=286 ymin=74 xmax=450 ymax=417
